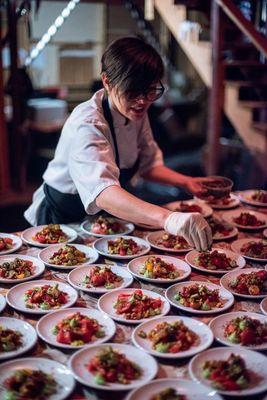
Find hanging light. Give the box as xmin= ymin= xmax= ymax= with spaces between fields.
xmin=25 ymin=0 xmax=80 ymax=66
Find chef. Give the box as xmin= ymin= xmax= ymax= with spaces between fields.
xmin=25 ymin=36 xmax=212 ymax=251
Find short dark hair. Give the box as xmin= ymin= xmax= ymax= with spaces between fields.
xmin=101 ymin=36 xmax=164 ymax=99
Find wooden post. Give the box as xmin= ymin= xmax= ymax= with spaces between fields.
xmin=0 ymin=9 xmax=10 ymax=195
xmin=207 ymin=1 xmax=224 ymax=175
xmin=7 ymin=0 xmax=25 ymax=190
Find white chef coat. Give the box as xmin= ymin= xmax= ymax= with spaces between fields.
xmin=24 ymin=89 xmax=164 ymax=226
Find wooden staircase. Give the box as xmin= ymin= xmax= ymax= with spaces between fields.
xmin=154 ymin=0 xmax=267 ymax=174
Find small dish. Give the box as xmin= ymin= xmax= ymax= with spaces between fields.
xmin=36 ymin=307 xmax=116 ymax=349
xmin=0 ymin=254 xmax=45 ymax=283
xmin=98 ymin=287 xmax=170 ymax=324
xmin=0 ymin=357 xmax=75 ymax=400
xmin=81 ymin=216 xmax=134 ymax=237
xmin=165 ymin=281 xmax=234 ymax=314
xmin=93 ymin=235 xmax=150 ymax=259
xmin=238 ymin=190 xmax=267 ymax=208
xmin=125 ymin=378 xmax=223 ymax=400
xmin=189 ymin=346 xmax=267 ymax=396
xmin=68 ymin=264 xmax=133 ymax=294
xmin=220 ymin=268 xmax=267 ymax=299
xmin=127 ymin=254 xmax=191 ymax=283
xmin=146 ymin=230 xmax=192 ymax=253
xmin=0 ymin=317 xmax=37 ymax=360
xmin=38 ymin=243 xmax=99 ymax=269
xmin=222 ymin=209 xmax=267 ymax=230
xmin=164 ymin=199 xmax=213 ymax=218
xmin=185 ymin=248 xmax=245 ymax=275
xmin=209 ymin=311 xmax=267 ymax=350
xmin=198 ymin=176 xmax=233 ymax=200
xmin=0 ymin=294 xmax=6 ymax=313
xmin=208 ymin=216 xmax=238 ymax=241
xmin=6 ymin=280 xmax=78 ymax=314
xmin=132 ymin=315 xmax=213 ymax=359
xmin=260 ymin=297 xmax=267 ymax=315
xmin=21 ymin=225 xmax=77 ymax=247
xmin=69 ymin=343 xmax=158 ymax=391
xmin=231 ymin=238 xmax=267 ymax=263
xmin=198 ymin=193 xmax=240 ymax=210
xmin=0 ymin=233 xmax=23 ymax=255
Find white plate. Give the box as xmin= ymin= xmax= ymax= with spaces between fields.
xmin=222 ymin=209 xmax=267 ymax=230
xmin=80 ymin=216 xmax=134 ymax=237
xmin=164 ymin=200 xmax=213 ymax=218
xmin=220 ymin=268 xmax=267 ymax=299
xmin=0 ymin=254 xmax=45 ymax=283
xmin=132 ymin=315 xmax=213 ymax=359
xmin=208 ymin=217 xmax=239 ymax=241
xmin=38 ymin=243 xmax=99 ymax=269
xmin=231 ymin=238 xmax=267 ymax=263
xmin=0 ymin=317 xmax=37 ymax=360
xmin=189 ymin=346 xmax=267 ymax=396
xmin=126 ymin=378 xmax=223 ymax=400
xmin=196 ymin=193 xmax=240 ymax=209
xmin=146 ymin=230 xmax=192 ymax=253
xmin=127 ymin=255 xmax=191 ymax=283
xmin=209 ymin=311 xmax=267 ymax=350
xmin=98 ymin=287 xmax=170 ymax=324
xmin=67 ymin=264 xmax=133 ymax=294
xmin=0 ymin=294 xmax=6 ymax=313
xmin=69 ymin=343 xmax=158 ymax=391
xmin=238 ymin=190 xmax=267 ymax=207
xmin=21 ymin=225 xmax=78 ymax=247
xmin=165 ymin=281 xmax=234 ymax=314
xmin=6 ymin=279 xmax=78 ymax=314
xmin=260 ymin=297 xmax=267 ymax=315
xmin=36 ymin=307 xmax=116 ymax=350
xmin=185 ymin=248 xmax=246 ymax=275
xmin=93 ymin=235 xmax=150 ymax=259
xmin=0 ymin=357 xmax=75 ymax=400
xmin=0 ymin=233 xmax=23 ymax=255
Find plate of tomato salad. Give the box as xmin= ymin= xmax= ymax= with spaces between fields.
xmin=0 ymin=233 xmax=22 ymax=255
xmin=21 ymin=224 xmax=77 ymax=247
xmin=98 ymin=288 xmax=170 ymax=324
xmin=69 ymin=343 xmax=158 ymax=391
xmin=36 ymin=307 xmax=116 ymax=349
xmin=6 ymin=280 xmax=78 ymax=314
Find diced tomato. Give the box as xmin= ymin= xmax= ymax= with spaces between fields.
xmin=240 ymin=327 xmax=255 ymax=345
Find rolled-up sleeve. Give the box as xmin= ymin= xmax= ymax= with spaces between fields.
xmin=137 ymin=115 xmax=164 ymax=175
xmin=68 ymin=123 xmax=120 ymax=214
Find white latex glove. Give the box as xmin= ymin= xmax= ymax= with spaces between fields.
xmin=164 ymin=212 xmax=212 ymax=251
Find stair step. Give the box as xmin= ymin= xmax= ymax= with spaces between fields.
xmin=226 ymin=80 xmax=267 ymax=87
xmin=225 ymin=60 xmax=267 ymax=68
xmin=239 ymin=100 xmax=267 ymax=108
xmin=252 ymin=122 xmax=267 ymax=132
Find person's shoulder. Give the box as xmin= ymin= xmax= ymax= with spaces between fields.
xmin=69 ymin=89 xmax=107 ymax=127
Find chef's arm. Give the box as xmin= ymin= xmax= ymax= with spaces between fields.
xmin=95 ymin=185 xmax=171 ymax=228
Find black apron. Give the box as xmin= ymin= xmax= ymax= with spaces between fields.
xmin=37 ymin=96 xmax=140 ymax=224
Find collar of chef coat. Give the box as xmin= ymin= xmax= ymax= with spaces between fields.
xmin=107 ymin=96 xmax=129 ymax=127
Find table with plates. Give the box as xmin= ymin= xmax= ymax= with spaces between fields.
xmin=0 ymin=196 xmax=267 ymax=400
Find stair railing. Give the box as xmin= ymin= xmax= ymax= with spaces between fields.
xmin=207 ymin=0 xmax=267 ymax=175
xmin=216 ymin=0 xmax=267 ymax=59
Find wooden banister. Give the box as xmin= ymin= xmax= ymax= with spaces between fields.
xmin=216 ymin=0 xmax=267 ymax=59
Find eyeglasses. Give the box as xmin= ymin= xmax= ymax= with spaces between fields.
xmin=129 ymin=81 xmax=166 ymax=102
